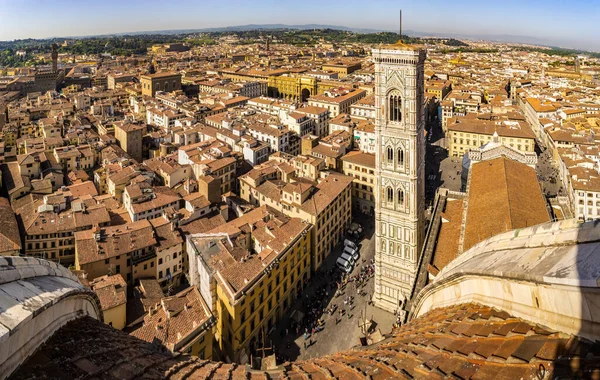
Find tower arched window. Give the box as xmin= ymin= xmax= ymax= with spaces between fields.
xmin=397 ymin=189 xmax=404 ymax=206
xmin=386 ymin=147 xmax=393 ymax=164
xmin=397 ymin=149 xmax=404 ymax=167
xmin=388 ymin=92 xmax=402 ymax=122
xmin=387 ymin=187 xmax=393 ymax=203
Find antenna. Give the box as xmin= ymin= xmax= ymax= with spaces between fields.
xmin=399 ymin=9 xmax=402 ymax=39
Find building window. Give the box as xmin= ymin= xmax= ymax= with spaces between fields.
xmin=389 ymin=93 xmax=402 ymax=122
xmin=387 ymin=187 xmax=393 ymax=203
xmin=386 ymin=147 xmax=393 ymax=164
xmin=398 ymin=190 xmax=404 ymax=206
xmin=397 ymin=149 xmax=404 ymax=167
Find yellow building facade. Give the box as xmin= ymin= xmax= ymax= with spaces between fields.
xmin=447 ymin=120 xmax=536 ymax=157
xmin=341 ymin=151 xmax=376 ymax=215
xmin=187 ymin=208 xmax=312 ymax=362
xmin=215 ymin=228 xmax=311 ymax=362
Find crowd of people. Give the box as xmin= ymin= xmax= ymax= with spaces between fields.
xmin=273 ymin=251 xmax=378 ymax=361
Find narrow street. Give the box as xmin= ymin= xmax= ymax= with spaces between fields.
xmin=270 ymin=215 xmax=395 ymax=362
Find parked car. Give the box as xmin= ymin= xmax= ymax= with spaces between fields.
xmin=344 ymin=239 xmax=358 ymax=250
xmin=336 ymin=257 xmax=353 ymax=273
xmin=340 ymin=252 xmax=355 ymax=267
xmin=343 ymin=246 xmax=359 ymax=262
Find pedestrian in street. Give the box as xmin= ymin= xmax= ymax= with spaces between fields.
xmin=304 ymin=341 xmax=307 ymax=350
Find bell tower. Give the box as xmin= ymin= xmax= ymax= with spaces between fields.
xmin=372 ymin=37 xmax=426 ymax=314
xmin=51 ymin=44 xmax=58 ymax=73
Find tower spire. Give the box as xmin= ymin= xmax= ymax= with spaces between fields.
xmin=399 ymin=9 xmax=402 ymax=40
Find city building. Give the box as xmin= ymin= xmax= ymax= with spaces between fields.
xmin=7 ymin=218 xmax=600 ymax=379
xmin=130 ymin=286 xmax=215 ymax=359
xmin=307 ymin=88 xmax=366 ymax=118
xmin=140 ymin=72 xmax=182 ymax=97
xmin=321 ymin=61 xmax=362 ymax=77
xmin=114 ymin=121 xmax=145 ymax=163
xmin=372 ymin=42 xmax=427 ymax=314
xmin=239 ymin=165 xmax=352 ymax=271
xmin=447 ymin=117 xmax=536 ymax=157
xmin=187 ymin=206 xmax=312 ymax=362
xmin=17 ymin=196 xmax=111 ymax=265
xmin=341 ymin=151 xmax=376 ymax=215
xmin=0 ymin=197 xmax=22 ymax=256
xmin=74 ymin=216 xmax=184 ymax=290
xmin=90 ymin=274 xmax=127 ymax=330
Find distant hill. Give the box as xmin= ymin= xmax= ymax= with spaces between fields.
xmin=102 ymin=24 xmax=384 ymax=37
xmin=24 ymin=23 xmax=600 ymax=53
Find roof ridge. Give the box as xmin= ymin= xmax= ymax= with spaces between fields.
xmin=502 ymin=157 xmax=515 ymax=231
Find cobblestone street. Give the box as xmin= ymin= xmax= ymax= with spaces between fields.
xmin=270 ymin=215 xmax=396 ymax=362
xmin=536 ymin=146 xmax=563 ymax=197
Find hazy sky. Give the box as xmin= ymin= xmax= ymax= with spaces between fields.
xmin=0 ymin=0 xmax=598 ymax=51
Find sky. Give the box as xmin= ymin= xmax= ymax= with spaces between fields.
xmin=0 ymin=0 xmax=599 ymax=51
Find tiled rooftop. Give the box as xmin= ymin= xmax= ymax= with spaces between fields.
xmin=10 ymin=303 xmax=600 ymax=379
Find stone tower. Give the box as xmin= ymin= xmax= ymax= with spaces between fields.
xmin=51 ymin=44 xmax=58 ymax=73
xmin=372 ymin=42 xmax=426 ymax=314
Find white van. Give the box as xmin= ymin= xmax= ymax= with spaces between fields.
xmin=343 ymin=246 xmax=359 ymax=262
xmin=340 ymin=252 xmax=355 ymax=267
xmin=344 ymin=239 xmax=357 ymax=250
xmin=336 ymin=257 xmax=352 ymax=273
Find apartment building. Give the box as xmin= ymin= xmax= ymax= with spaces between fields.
xmin=239 ymin=135 xmax=270 ymax=166
xmin=53 ymin=145 xmax=95 ymax=173
xmin=187 ymin=206 xmax=312 ymax=362
xmin=341 ymin=151 xmax=376 ymax=215
xmin=131 ymin=286 xmax=215 ymax=359
xmin=140 ymin=72 xmax=182 ymax=97
xmin=321 ymin=61 xmax=361 ymax=77
xmin=572 ymin=172 xmax=600 ymax=221
xmin=307 ymin=88 xmax=366 ymax=118
xmin=447 ymin=117 xmax=536 ymax=157
xmin=143 ymin=157 xmax=191 ymax=188
xmin=0 ymin=197 xmax=22 ymax=256
xmin=198 ymin=79 xmax=266 ymax=98
xmin=90 ymin=274 xmax=127 ymax=330
xmin=75 ymin=216 xmax=184 ymax=290
xmin=350 ymin=94 xmax=376 ymax=120
xmin=146 ymin=107 xmax=186 ymax=130
xmin=297 ymin=105 xmax=330 ymax=138
xmin=425 ymin=79 xmax=452 ymax=100
xmin=123 ymin=182 xmax=182 ymax=222
xmin=177 ymin=140 xmax=239 ymax=195
xmin=353 ymin=119 xmax=376 ymax=153
xmin=239 ymin=166 xmax=352 ymax=271
xmin=114 ymin=121 xmax=145 ymax=163
xmin=519 ymin=97 xmax=557 ymax=142
xmin=17 ymin=196 xmax=111 ymax=265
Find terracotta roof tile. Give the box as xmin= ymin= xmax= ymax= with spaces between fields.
xmin=492 ymin=321 xmax=521 ymax=336
xmin=492 ymin=338 xmax=525 ymax=360
xmin=511 ymin=338 xmax=548 ymax=362
xmin=473 ymin=339 xmax=505 ymax=359
xmin=10 ymin=302 xmax=600 ymax=380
